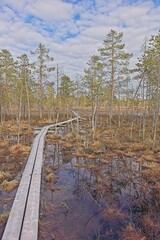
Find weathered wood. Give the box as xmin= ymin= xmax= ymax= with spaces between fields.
xmin=2 ymin=115 xmax=80 ymax=240
xmin=2 ymin=128 xmax=46 ymax=240
xmin=20 ymin=127 xmax=48 ymax=240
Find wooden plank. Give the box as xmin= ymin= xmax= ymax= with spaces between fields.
xmin=20 ymin=127 xmax=48 ymax=240
xmin=2 ymin=129 xmax=45 ymax=240
xmin=2 ymin=115 xmax=80 ymax=240
xmin=20 ymin=118 xmax=80 ymax=239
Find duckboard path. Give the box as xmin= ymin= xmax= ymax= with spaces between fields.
xmin=2 ymin=114 xmax=80 ymax=240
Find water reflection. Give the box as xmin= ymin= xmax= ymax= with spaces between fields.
xmin=40 ymin=142 xmax=160 ymax=240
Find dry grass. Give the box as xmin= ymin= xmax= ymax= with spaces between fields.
xmin=39 ymin=218 xmax=52 ymax=227
xmin=61 ymin=142 xmax=73 ymax=150
xmin=86 ymin=164 xmax=99 ymax=172
xmin=63 ymin=132 xmax=75 ymax=141
xmin=45 ymin=173 xmax=58 ymax=183
xmin=103 ymin=137 xmax=123 ymax=150
xmin=134 ymin=157 xmax=145 ymax=163
xmin=48 ymin=186 xmax=62 ymax=191
xmin=142 ymin=164 xmax=160 ymax=184
xmin=44 ymin=166 xmax=54 ymax=175
xmin=102 ymin=206 xmax=126 ymax=221
xmin=129 ymin=143 xmax=148 ymax=152
xmin=101 ymin=159 xmax=110 ymax=164
xmin=142 ymin=215 xmax=159 ymax=231
xmin=120 ymin=225 xmax=145 ymax=240
xmin=46 ymin=134 xmax=61 ymax=142
xmin=72 ymin=151 xmax=84 ymax=158
xmin=0 ymin=171 xmax=11 ymax=183
xmin=1 ymin=179 xmax=19 ymax=192
xmin=84 ymin=154 xmax=97 ymax=160
xmin=124 ymin=151 xmax=136 ymax=157
xmin=101 ymin=129 xmax=114 ymax=136
xmin=0 ymin=140 xmax=10 ymax=156
xmin=141 ymin=154 xmax=157 ymax=162
xmin=0 ymin=140 xmax=9 ymax=148
xmin=73 ymin=163 xmax=86 ymax=168
xmin=0 ymin=148 xmax=9 ymax=155
xmin=0 ymin=212 xmax=9 ymax=223
xmin=10 ymin=144 xmax=31 ymax=156
xmin=104 ymin=152 xmax=117 ymax=159
xmin=90 ymin=140 xmax=103 ymax=154
xmin=115 ymin=150 xmax=127 ymax=156
xmin=1 ymin=198 xmax=13 ymax=204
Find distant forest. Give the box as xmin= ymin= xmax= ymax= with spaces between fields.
xmin=0 ymin=29 xmax=160 ymax=146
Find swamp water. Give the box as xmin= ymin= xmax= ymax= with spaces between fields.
xmin=39 ymin=135 xmax=158 ymax=239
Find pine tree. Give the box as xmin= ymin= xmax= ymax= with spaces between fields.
xmin=17 ymin=53 xmax=34 ymax=126
xmin=136 ymin=31 xmax=160 ymax=146
xmin=83 ymin=55 xmax=105 ymax=138
xmin=98 ymin=29 xmax=132 ymax=124
xmin=31 ymin=43 xmax=55 ymax=119
xmin=59 ymin=74 xmax=76 ymax=109
xmin=0 ymin=49 xmax=17 ymax=122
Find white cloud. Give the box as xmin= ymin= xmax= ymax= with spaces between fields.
xmin=26 ymin=0 xmax=74 ymax=21
xmin=0 ymin=0 xmax=159 ymax=78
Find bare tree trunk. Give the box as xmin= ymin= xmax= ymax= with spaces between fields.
xmin=17 ymin=87 xmax=22 ymax=144
xmin=24 ymin=77 xmax=31 ymax=127
xmin=39 ymin=65 xmax=43 ymax=119
xmin=141 ymin=75 xmax=146 ymax=141
xmin=109 ymin=46 xmax=115 ymax=127
xmin=91 ymin=103 xmax=97 ymax=140
xmin=152 ymin=64 xmax=160 ymax=148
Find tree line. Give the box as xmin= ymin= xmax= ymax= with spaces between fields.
xmin=0 ymin=29 xmax=160 ymax=145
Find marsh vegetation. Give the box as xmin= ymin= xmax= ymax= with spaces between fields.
xmin=39 ymin=114 xmax=160 ymax=240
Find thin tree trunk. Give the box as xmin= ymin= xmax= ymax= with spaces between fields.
xmin=39 ymin=65 xmax=43 ymax=119
xmin=152 ymin=64 xmax=160 ymax=148
xmin=109 ymin=42 xmax=115 ymax=127
xmin=17 ymin=87 xmax=22 ymax=144
xmin=24 ymin=76 xmax=31 ymax=127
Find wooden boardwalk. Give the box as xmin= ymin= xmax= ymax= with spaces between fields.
xmin=2 ymin=115 xmax=79 ymax=240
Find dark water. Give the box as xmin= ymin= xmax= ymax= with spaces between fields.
xmin=39 ymin=138 xmax=155 ymax=240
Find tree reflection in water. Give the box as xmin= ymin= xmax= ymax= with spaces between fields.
xmin=39 ymin=141 xmax=160 ymax=240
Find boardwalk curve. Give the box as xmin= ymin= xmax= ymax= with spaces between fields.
xmin=2 ymin=115 xmax=79 ymax=240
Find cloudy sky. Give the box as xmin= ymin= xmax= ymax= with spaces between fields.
xmin=0 ymin=0 xmax=160 ymax=78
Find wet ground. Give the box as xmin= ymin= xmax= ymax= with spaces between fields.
xmin=1 ymin=121 xmax=160 ymax=240
xmin=0 ymin=132 xmax=32 ymax=238
xmin=39 ymin=127 xmax=160 ymax=239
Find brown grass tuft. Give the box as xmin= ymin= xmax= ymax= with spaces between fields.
xmin=141 ymin=155 xmax=157 ymax=162
xmin=120 ymin=225 xmax=145 ymax=240
xmin=0 ymin=140 xmax=9 ymax=148
xmin=84 ymin=154 xmax=97 ymax=160
xmin=48 ymin=186 xmax=62 ymax=191
xmin=142 ymin=215 xmax=160 ymax=232
xmin=46 ymin=134 xmax=61 ymax=142
xmin=0 ymin=171 xmax=11 ymax=183
xmin=105 ymin=152 xmax=117 ymax=159
xmin=1 ymin=179 xmax=19 ymax=192
xmin=103 ymin=206 xmax=126 ymax=221
xmin=45 ymin=173 xmax=58 ymax=183
xmin=129 ymin=143 xmax=148 ymax=152
xmin=63 ymin=132 xmax=75 ymax=141
xmin=10 ymin=144 xmax=31 ymax=156
xmin=0 ymin=212 xmax=9 ymax=223
xmin=101 ymin=159 xmax=110 ymax=164
xmin=1 ymin=198 xmax=13 ymax=204
xmin=73 ymin=163 xmax=86 ymax=168
xmin=61 ymin=142 xmax=73 ymax=150
xmin=44 ymin=166 xmax=54 ymax=175
xmin=72 ymin=151 xmax=84 ymax=158
xmin=90 ymin=140 xmax=102 ymax=152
